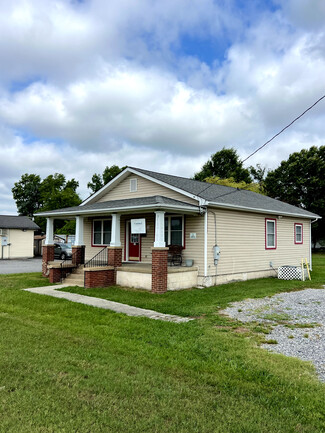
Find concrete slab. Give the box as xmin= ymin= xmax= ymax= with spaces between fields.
xmin=23 ymin=285 xmax=193 ymax=323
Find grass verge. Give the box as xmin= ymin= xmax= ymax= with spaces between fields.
xmin=0 ymin=255 xmax=324 ymax=432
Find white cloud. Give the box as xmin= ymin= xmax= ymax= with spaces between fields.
xmin=0 ymin=0 xmax=325 ymax=215
xmin=0 ymin=64 xmax=256 ymax=155
xmin=276 ymin=0 xmax=325 ymax=31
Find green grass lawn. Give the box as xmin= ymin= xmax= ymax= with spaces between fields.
xmin=0 ymin=255 xmax=324 ymax=432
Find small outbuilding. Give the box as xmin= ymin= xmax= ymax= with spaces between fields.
xmin=0 ymin=215 xmax=40 ymax=259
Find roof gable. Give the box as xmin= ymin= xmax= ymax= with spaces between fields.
xmin=82 ymin=167 xmax=201 ymax=206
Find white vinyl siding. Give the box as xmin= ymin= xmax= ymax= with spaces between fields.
xmin=0 ymin=229 xmax=34 ymax=259
xmin=206 ymin=209 xmax=311 ymax=278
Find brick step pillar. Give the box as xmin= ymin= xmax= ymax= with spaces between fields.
xmin=151 ymin=247 xmax=169 ymax=293
xmin=107 ymin=247 xmax=123 ymax=284
xmin=42 ymin=245 xmax=54 ymax=277
xmin=72 ymin=245 xmax=85 ymax=265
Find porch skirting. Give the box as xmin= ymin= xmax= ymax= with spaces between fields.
xmin=84 ymin=266 xmax=115 ymax=288
xmin=116 ymin=266 xmax=199 ymax=291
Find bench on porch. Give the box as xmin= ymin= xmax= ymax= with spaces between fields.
xmin=167 ymin=245 xmax=183 ymax=266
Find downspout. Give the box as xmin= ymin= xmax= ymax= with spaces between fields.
xmin=310 ymin=218 xmax=319 ymax=271
xmin=204 ymin=210 xmax=208 ymax=278
xmin=208 ymin=210 xmax=218 ymax=285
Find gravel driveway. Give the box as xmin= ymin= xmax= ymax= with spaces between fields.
xmin=0 ymin=258 xmax=42 ymax=274
xmin=222 ymin=288 xmax=325 ymax=382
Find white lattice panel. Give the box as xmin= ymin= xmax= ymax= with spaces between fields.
xmin=278 ymin=265 xmax=303 ymax=280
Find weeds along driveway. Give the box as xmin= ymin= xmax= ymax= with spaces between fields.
xmin=222 ymin=288 xmax=325 ymax=382
xmin=0 ymin=257 xmax=42 ymax=274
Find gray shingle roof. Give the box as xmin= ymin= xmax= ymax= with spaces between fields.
xmin=130 ymin=167 xmax=320 ymax=219
xmin=0 ymin=215 xmax=40 ymax=230
xmin=37 ymin=195 xmax=200 ymax=216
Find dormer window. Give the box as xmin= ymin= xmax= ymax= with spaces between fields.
xmin=130 ymin=178 xmax=137 ymax=192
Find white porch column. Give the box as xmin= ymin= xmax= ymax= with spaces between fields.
xmin=110 ymin=213 xmax=121 ymax=247
xmin=45 ymin=218 xmax=54 ymax=245
xmin=75 ymin=216 xmax=84 ymax=245
xmin=154 ymin=211 xmax=166 ymax=248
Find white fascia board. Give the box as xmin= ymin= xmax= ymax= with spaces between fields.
xmin=81 ymin=168 xmax=131 ymax=205
xmin=207 ymin=201 xmax=320 ymax=220
xmin=127 ymin=168 xmax=202 ymax=203
xmin=37 ymin=203 xmax=200 ymax=218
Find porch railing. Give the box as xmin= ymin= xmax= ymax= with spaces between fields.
xmin=60 ymin=248 xmax=79 ymax=282
xmin=84 ymin=246 xmax=108 ymax=268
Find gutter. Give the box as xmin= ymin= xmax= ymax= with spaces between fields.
xmin=36 ymin=202 xmax=201 ymax=218
xmin=207 ymin=201 xmax=320 ymax=220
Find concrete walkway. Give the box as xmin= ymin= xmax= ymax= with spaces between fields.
xmin=23 ymin=285 xmax=192 ymax=323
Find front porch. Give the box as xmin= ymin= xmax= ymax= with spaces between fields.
xmin=45 ymin=261 xmax=199 ymax=291
xmin=40 ymin=195 xmax=203 ymax=292
xmin=117 ymin=263 xmax=198 ymax=291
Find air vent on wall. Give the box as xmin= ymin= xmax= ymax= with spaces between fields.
xmin=130 ymin=178 xmax=137 ymax=192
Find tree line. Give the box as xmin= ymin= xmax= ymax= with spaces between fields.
xmin=193 ymin=146 xmax=324 ymax=245
xmin=12 ymin=148 xmax=324 ymax=244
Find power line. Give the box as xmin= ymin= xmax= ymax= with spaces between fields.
xmin=242 ymin=94 xmax=325 ymax=163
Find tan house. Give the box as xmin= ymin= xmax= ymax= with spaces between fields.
xmin=0 ymin=215 xmax=39 ymax=259
xmin=38 ymin=167 xmax=320 ymax=292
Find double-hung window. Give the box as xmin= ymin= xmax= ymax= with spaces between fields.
xmin=265 ymin=218 xmax=276 ymax=249
xmin=294 ymin=223 xmax=303 ymax=244
xmin=93 ymin=219 xmax=112 ymax=246
xmin=164 ymin=216 xmax=184 ymax=247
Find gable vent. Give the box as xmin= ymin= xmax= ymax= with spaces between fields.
xmin=130 ymin=178 xmax=137 ymax=192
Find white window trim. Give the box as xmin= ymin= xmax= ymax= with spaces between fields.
xmin=265 ymin=218 xmax=276 ymax=249
xmin=93 ymin=219 xmax=112 ymax=246
xmin=130 ymin=178 xmax=138 ymax=192
xmin=165 ymin=215 xmax=184 ymax=247
xmin=295 ymin=223 xmax=303 ymax=244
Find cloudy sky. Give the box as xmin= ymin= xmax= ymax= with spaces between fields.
xmin=1 ymin=0 xmax=325 ymax=214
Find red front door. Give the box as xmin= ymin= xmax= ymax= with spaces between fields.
xmin=128 ymin=227 xmax=141 ymax=261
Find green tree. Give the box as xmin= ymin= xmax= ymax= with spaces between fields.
xmin=264 ymin=146 xmax=325 ymax=245
xmin=12 ymin=174 xmax=42 ymax=217
xmin=204 ymin=176 xmax=265 ymax=194
xmin=12 ymin=173 xmax=82 ymax=233
xmin=87 ymin=173 xmax=103 ymax=194
xmin=40 ymin=173 xmax=81 ymax=211
xmin=249 ymin=163 xmax=267 ymax=193
xmin=87 ymin=165 xmax=126 ymax=193
xmin=194 ymin=148 xmax=252 ymax=183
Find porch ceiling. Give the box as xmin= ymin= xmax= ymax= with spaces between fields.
xmin=36 ymin=195 xmax=201 ymax=218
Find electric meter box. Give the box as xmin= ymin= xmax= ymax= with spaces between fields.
xmin=213 ymin=245 xmax=220 ymax=264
